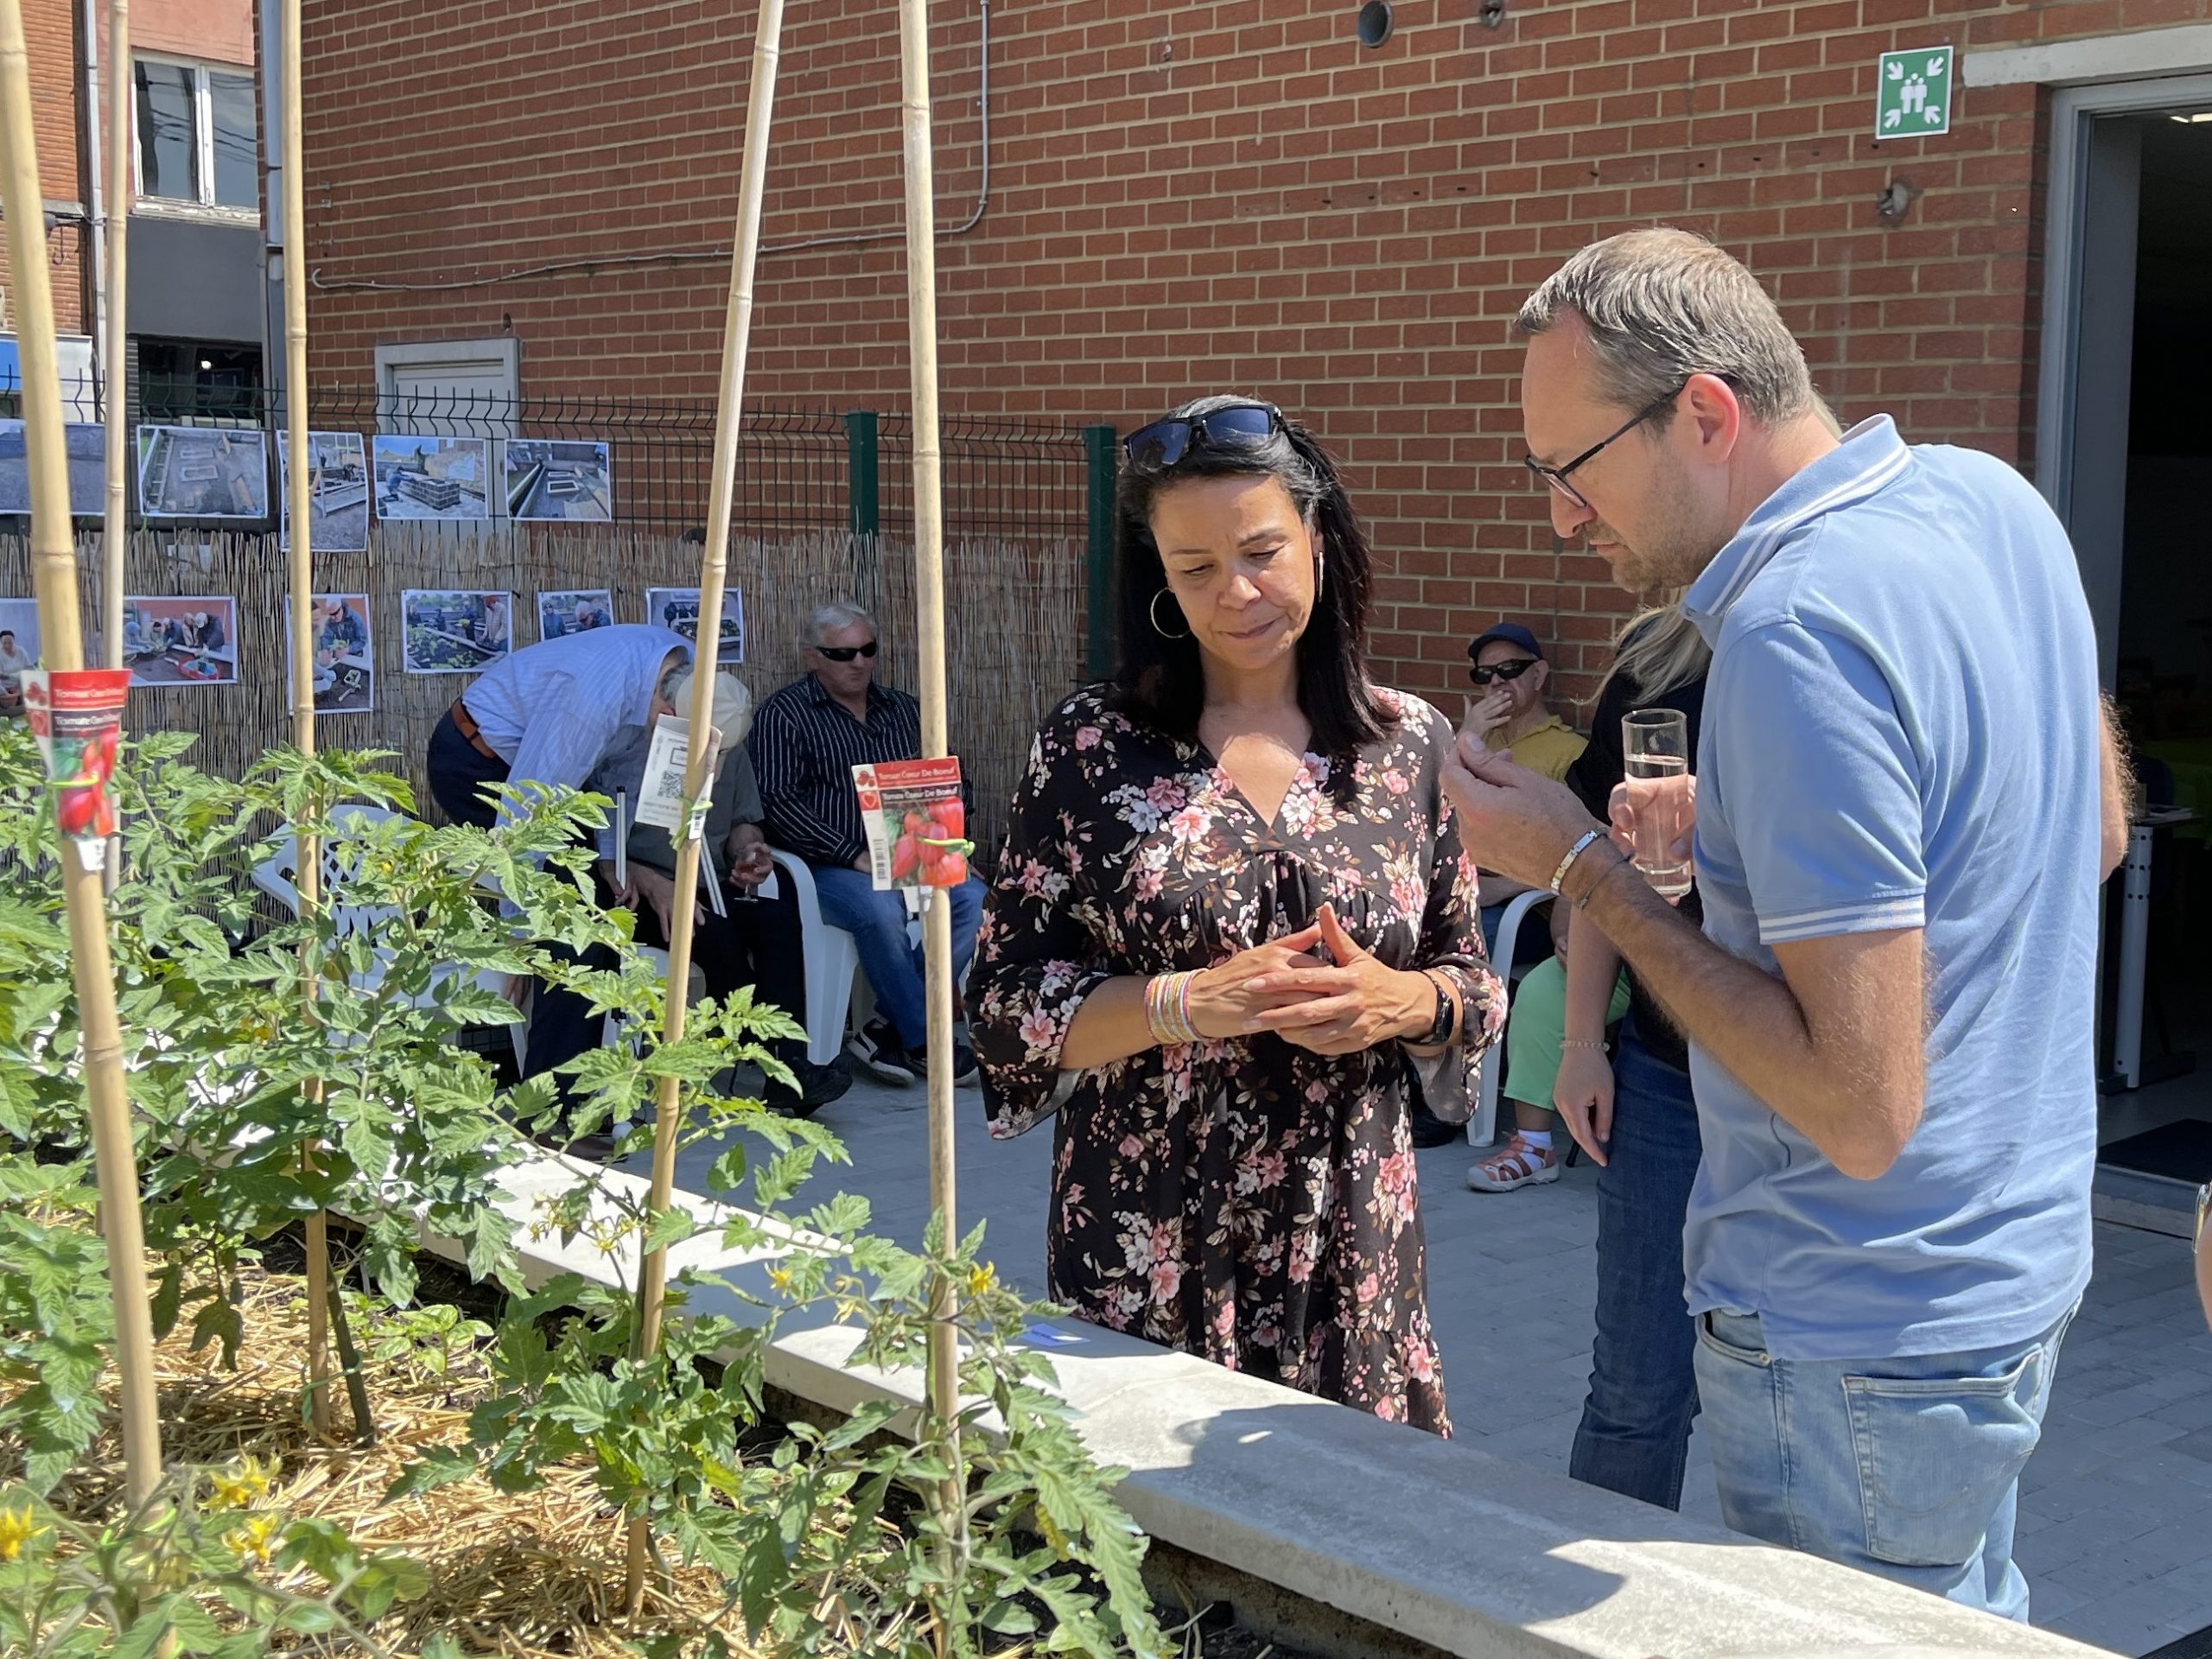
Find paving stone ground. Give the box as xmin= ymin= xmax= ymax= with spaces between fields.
xmin=639 ymin=1074 xmax=2212 ymax=1657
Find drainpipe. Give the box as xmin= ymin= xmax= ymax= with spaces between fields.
xmin=79 ymin=0 xmax=105 ymax=373
xmin=99 ymin=0 xmax=128 ymax=671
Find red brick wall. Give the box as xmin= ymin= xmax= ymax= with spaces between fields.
xmin=297 ymin=0 xmax=2205 ymax=707
xmin=3 ymin=0 xmax=90 ymax=339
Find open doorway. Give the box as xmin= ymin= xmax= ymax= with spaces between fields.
xmin=2043 ymin=82 xmax=2212 ymax=1216
xmin=2113 ymin=111 xmax=2212 ymax=1122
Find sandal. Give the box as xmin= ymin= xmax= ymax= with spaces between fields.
xmin=1466 ymin=1134 xmax=1560 ymax=1192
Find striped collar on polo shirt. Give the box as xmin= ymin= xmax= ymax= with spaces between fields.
xmin=1682 ymin=414 xmax=1913 ymax=642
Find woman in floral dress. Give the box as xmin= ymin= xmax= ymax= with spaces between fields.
xmin=970 ymin=396 xmax=1506 ymax=1433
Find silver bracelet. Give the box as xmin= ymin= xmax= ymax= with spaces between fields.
xmin=1549 ymin=829 xmax=1605 ymax=895
xmin=1560 ymin=1038 xmax=1608 ymax=1054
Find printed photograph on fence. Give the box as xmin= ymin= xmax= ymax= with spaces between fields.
xmin=402 ymin=589 xmax=512 ymax=675
xmin=0 ymin=420 xmax=105 ymax=516
xmin=645 ymin=585 xmax=743 ymax=660
xmin=121 ymin=595 xmax=239 ymax=686
xmin=373 ymin=435 xmax=491 ymax=521
xmin=537 ymin=588 xmax=614 ymax=641
xmin=0 ymin=597 xmax=41 ymax=716
xmin=135 ymin=424 xmax=270 ymax=519
xmin=504 ymin=439 xmax=613 ymax=522
xmin=285 ymin=594 xmax=374 ymax=715
xmin=279 ymin=431 xmax=371 ymax=552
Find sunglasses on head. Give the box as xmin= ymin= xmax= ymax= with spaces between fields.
xmin=816 ymin=640 xmax=878 ymax=662
xmin=1469 ymin=657 xmax=1539 ymax=686
xmin=1122 ymin=401 xmax=1283 ymax=471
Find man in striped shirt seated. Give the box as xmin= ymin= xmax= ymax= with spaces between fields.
xmin=750 ymin=602 xmax=983 ymax=1089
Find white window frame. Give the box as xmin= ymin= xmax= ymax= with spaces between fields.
xmin=130 ymin=51 xmax=259 ymax=224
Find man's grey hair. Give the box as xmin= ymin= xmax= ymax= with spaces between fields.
xmin=806 ymin=601 xmax=876 ymax=648
xmin=1513 ymin=227 xmax=1816 ymax=425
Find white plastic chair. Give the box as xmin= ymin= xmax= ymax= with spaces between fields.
xmin=1466 ymin=887 xmax=1555 ymax=1148
xmin=251 ymin=804 xmax=412 ymax=997
xmin=251 ymin=804 xmax=521 ymax=1044
xmin=770 ymin=849 xmax=861 ymax=1069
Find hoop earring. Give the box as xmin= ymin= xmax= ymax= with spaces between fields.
xmin=1149 ymin=589 xmax=1190 ymax=640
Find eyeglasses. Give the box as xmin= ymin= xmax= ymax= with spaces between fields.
xmin=1522 ymin=382 xmax=1689 ymax=511
xmin=1122 ymin=401 xmax=1282 ymax=470
xmin=815 ymin=641 xmax=878 ymax=662
xmin=1469 ymin=657 xmax=1540 ymax=686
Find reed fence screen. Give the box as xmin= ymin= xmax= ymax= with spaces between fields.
xmin=1 ymin=524 xmax=1088 ymax=869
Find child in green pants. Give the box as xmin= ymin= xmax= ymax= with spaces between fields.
xmin=1467 ymin=956 xmax=1630 ymax=1191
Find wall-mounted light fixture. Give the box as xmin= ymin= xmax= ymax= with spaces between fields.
xmin=1357 ymin=2 xmax=1393 ymax=48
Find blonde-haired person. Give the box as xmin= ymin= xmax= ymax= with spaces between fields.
xmin=1481 ymin=602 xmax=1714 ymax=1516
xmin=1469 ymin=601 xmax=1707 ymax=1194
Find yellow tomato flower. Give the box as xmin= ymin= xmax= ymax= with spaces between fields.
xmin=966 ymin=1263 xmax=996 ymax=1297
xmin=226 ymin=1511 xmax=284 ymax=1566
xmin=0 ymin=1503 xmax=41 ymax=1560
xmin=207 ymin=1455 xmax=274 ymax=1511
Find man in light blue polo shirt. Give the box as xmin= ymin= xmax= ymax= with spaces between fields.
xmin=1443 ymin=228 xmax=2128 ymax=1621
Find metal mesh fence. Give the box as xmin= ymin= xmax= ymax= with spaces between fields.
xmin=1 ymin=374 xmax=1096 ymax=546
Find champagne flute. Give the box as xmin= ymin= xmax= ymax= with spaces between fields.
xmin=1622 ymin=709 xmax=1694 ymax=899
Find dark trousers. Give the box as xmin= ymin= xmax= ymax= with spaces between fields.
xmin=425 ymin=708 xmax=509 ymax=830
xmin=1568 ymin=1013 xmax=1706 ymax=1510
xmin=522 ymin=864 xmax=810 ymax=1093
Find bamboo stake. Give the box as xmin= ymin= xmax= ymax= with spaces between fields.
xmin=0 ymin=0 xmax=163 ymax=1510
xmin=897 ymin=0 xmax=968 ymax=1583
xmin=99 ymin=0 xmax=126 ymax=669
xmin=623 ymin=0 xmax=786 ymax=1617
xmin=278 ymin=0 xmax=332 ymax=1438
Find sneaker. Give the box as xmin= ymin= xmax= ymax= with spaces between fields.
xmin=1465 ymin=1135 xmax=1560 ymax=1192
xmin=906 ymin=1041 xmax=980 ymax=1088
xmin=527 ymin=1122 xmax=618 ymax=1164
xmin=766 ymin=1057 xmax=854 ymax=1119
xmin=847 ymin=1018 xmax=918 ymax=1085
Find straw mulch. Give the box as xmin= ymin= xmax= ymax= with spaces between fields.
xmin=35 ymin=1258 xmax=760 ymax=1658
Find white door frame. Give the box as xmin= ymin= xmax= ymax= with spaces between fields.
xmin=2035 ymin=72 xmax=2212 ymax=522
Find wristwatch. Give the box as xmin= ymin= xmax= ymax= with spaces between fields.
xmin=1417 ymin=971 xmax=1456 ymax=1046
xmin=2196 ymin=1181 xmax=2210 ymax=1246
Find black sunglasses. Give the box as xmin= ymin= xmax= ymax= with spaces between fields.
xmin=816 ymin=640 xmax=878 ymax=662
xmin=1122 ymin=401 xmax=1282 ymax=470
xmin=1523 ymin=381 xmax=1691 ymax=512
xmin=1469 ymin=657 xmax=1540 ymax=686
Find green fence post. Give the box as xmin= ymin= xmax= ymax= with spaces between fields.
xmin=1083 ymin=423 xmax=1116 ymax=678
xmin=844 ymin=410 xmax=880 ymax=539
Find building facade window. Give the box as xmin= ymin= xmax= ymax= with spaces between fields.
xmin=133 ymin=55 xmax=257 ymax=214
xmin=136 ymin=340 xmax=264 ymax=424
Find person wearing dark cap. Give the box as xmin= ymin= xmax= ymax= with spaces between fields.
xmin=1467 ymin=622 xmax=1585 ymax=781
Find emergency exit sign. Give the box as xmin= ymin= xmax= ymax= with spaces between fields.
xmin=1876 ymin=46 xmax=1953 ymax=140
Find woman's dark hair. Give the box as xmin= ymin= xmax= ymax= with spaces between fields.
xmin=1108 ymin=394 xmax=1397 ymax=766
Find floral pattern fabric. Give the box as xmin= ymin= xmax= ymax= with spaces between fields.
xmin=970 ymin=686 xmax=1505 ymax=1433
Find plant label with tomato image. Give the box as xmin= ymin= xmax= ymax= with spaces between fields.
xmin=852 ymin=758 xmax=972 ymax=892
xmin=20 ymin=668 xmax=131 ymax=871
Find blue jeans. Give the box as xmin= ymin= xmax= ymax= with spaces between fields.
xmin=1693 ymin=1304 xmax=2075 ymax=1621
xmin=810 ymin=864 xmax=984 ymax=1051
xmin=1569 ymin=1017 xmax=1704 ymax=1510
